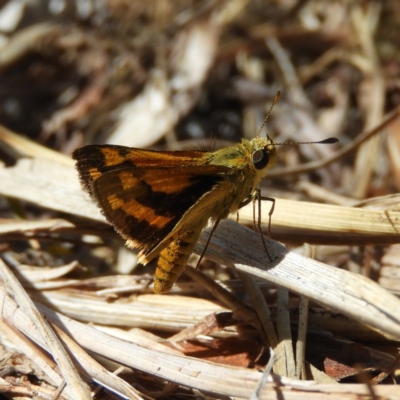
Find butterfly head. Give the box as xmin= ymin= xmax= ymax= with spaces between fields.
xmin=250 ymin=135 xmax=277 ymax=178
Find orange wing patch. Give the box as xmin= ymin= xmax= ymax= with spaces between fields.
xmin=107 ymin=194 xmax=173 ymax=229
xmin=117 ymin=170 xmax=142 ymax=190
xmin=100 ymin=147 xmax=131 ymax=167
xmin=141 ymin=170 xmax=193 ymax=194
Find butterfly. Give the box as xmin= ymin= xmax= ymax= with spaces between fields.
xmin=73 ymin=93 xmax=337 ymax=293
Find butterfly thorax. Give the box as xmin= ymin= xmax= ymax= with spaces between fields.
xmin=202 ymin=136 xmax=276 ymax=218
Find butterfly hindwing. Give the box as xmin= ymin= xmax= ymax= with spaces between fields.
xmin=73 ymin=145 xmax=232 ymax=260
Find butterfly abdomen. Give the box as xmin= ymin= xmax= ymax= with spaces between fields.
xmin=153 ymin=229 xmax=202 ymax=293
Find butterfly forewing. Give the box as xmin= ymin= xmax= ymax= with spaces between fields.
xmin=73 ymin=145 xmax=208 ymax=182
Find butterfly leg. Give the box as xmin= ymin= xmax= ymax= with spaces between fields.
xmin=239 ymin=190 xmax=275 ymax=261
xmin=256 ymin=190 xmax=275 ymax=261
xmin=257 ymin=190 xmax=275 ymax=237
xmin=195 ymin=215 xmax=223 ymax=270
xmin=154 ymin=229 xmax=202 ymax=293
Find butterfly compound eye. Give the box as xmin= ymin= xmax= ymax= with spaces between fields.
xmin=252 ymin=149 xmax=270 ymax=170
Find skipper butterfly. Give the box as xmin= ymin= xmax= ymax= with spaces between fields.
xmin=73 ymin=93 xmax=337 ymax=293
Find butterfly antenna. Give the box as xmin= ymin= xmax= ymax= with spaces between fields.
xmin=256 ymin=90 xmax=338 ymax=146
xmin=257 ymin=90 xmax=281 ymax=138
xmin=274 ymin=137 xmax=339 ymax=146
